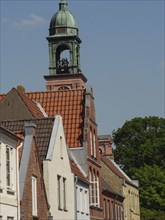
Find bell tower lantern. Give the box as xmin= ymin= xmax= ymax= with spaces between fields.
xmin=47 ymin=0 xmax=81 ymax=75
xmin=44 ymin=0 xmax=86 ymax=91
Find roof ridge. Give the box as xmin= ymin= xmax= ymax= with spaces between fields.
xmin=17 ymin=90 xmax=45 ymax=118
xmin=0 ymin=117 xmax=54 ymax=123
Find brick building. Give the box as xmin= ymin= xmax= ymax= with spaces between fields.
xmin=0 ymin=1 xmax=141 ymax=219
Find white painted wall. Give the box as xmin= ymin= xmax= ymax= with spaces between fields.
xmin=43 ymin=116 xmax=75 ymax=220
xmin=76 ymin=180 xmax=90 ymax=220
xmin=0 ymin=134 xmax=20 ymax=220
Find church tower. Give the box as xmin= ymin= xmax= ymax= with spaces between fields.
xmin=44 ymin=0 xmax=87 ymax=91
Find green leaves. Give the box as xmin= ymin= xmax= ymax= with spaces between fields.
xmin=113 ymin=116 xmax=165 ymax=218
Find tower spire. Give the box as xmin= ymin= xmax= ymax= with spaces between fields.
xmin=44 ymin=0 xmax=87 ymax=91
xmin=47 ymin=0 xmax=81 ymax=76
xmin=59 ymin=0 xmax=68 ymax=10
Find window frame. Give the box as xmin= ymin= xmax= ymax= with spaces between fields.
xmin=32 ymin=176 xmax=37 ymax=216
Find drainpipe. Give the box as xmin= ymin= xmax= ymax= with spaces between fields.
xmin=122 ymin=179 xmax=126 ymax=220
xmin=74 ymin=175 xmax=78 ymax=220
xmin=16 ymin=141 xmax=23 ymax=220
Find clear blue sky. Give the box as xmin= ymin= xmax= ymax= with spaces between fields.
xmin=0 ymin=0 xmax=164 ymax=135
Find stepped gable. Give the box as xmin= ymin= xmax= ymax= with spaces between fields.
xmin=25 ymin=89 xmax=85 ymax=148
xmin=0 ymin=117 xmax=54 ymax=162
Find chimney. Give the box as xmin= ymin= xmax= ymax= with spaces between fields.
xmin=17 ymin=85 xmax=25 ymax=93
xmin=98 ymin=135 xmax=113 ymax=157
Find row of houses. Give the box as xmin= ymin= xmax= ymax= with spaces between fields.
xmin=0 ymin=1 xmax=140 ymax=219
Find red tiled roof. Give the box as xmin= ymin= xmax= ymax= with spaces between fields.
xmin=0 ymin=118 xmax=54 ymax=162
xmin=70 ymin=158 xmax=88 ymax=183
xmin=0 ymin=88 xmax=85 ymax=148
xmin=0 ymin=94 xmax=5 ymax=101
xmin=25 ymin=89 xmax=85 ymax=148
xmin=18 ymin=90 xmax=45 ymax=119
xmin=0 ymin=89 xmax=45 ymax=119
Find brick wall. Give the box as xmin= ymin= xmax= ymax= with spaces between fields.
xmin=101 ymin=161 xmax=123 ymax=196
xmin=20 ymin=139 xmax=49 ymax=219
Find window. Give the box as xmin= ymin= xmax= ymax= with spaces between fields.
xmin=57 ymin=175 xmax=67 ymax=211
xmin=7 ymin=217 xmax=14 ymax=220
xmin=103 ymin=199 xmax=106 ymax=220
xmin=80 ymin=188 xmax=83 ymax=213
xmin=63 ymin=177 xmax=67 ymax=210
xmin=93 ymin=131 xmax=96 ymax=158
xmin=84 ymin=190 xmax=89 ymax=215
xmin=94 ymin=172 xmax=98 ymax=205
xmin=115 ymin=203 xmax=118 ymax=220
xmin=6 ymin=146 xmax=11 ymax=187
xmin=89 ymin=169 xmax=100 ymax=207
xmin=76 ymin=187 xmax=79 ymax=212
xmin=57 ymin=175 xmax=61 ymax=209
xmin=6 ymin=146 xmax=10 ymax=186
xmin=112 ymin=202 xmax=115 ymax=220
xmin=96 ymin=173 xmax=100 ymax=206
xmin=90 ymin=128 xmax=93 ymax=156
xmin=32 ymin=176 xmax=37 ymax=216
xmin=118 ymin=205 xmax=120 ymax=220
xmin=60 ymin=136 xmax=63 ymax=159
xmin=0 ymin=216 xmax=2 ymax=220
xmin=107 ymin=200 xmax=110 ymax=220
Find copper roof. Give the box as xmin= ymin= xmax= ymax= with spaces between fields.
xmin=0 ymin=118 xmax=54 ymax=162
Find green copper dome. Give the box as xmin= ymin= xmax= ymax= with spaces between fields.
xmin=49 ymin=0 xmax=78 ymax=36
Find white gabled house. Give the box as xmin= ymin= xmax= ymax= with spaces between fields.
xmin=43 ymin=115 xmax=75 ymax=220
xmin=0 ymin=126 xmax=22 ymax=220
xmin=69 ymin=151 xmax=90 ymax=220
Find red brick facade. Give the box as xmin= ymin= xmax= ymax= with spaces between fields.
xmin=20 ymin=138 xmax=49 ymax=219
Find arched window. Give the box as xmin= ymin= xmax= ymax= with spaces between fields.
xmin=89 ymin=168 xmax=94 ymax=205
xmin=89 ymin=169 xmax=100 ymax=207
xmin=90 ymin=128 xmax=93 ymax=156
xmin=93 ymin=130 xmax=96 ymax=158
xmin=96 ymin=172 xmax=100 ymax=207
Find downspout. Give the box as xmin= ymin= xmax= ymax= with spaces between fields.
xmin=16 ymin=141 xmax=23 ymax=220
xmin=74 ymin=175 xmax=78 ymax=220
xmin=122 ymin=179 xmax=126 ymax=220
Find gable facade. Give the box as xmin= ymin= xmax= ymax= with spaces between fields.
xmin=0 ymin=126 xmax=22 ymax=220
xmin=20 ymin=123 xmax=49 ymax=219
xmin=43 ymin=115 xmax=75 ymax=219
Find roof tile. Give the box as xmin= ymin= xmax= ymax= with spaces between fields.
xmin=1 ymin=118 xmax=54 ymax=162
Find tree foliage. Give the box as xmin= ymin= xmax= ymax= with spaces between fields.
xmin=112 ymin=116 xmax=165 ymax=218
